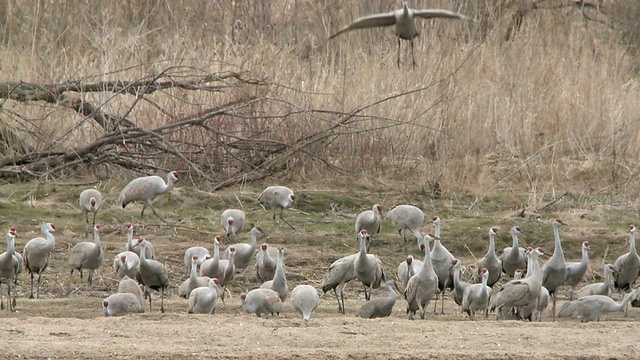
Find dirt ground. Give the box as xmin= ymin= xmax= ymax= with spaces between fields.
xmin=1 ymin=184 xmax=639 ymax=359
xmin=2 ymin=273 xmax=640 ymax=359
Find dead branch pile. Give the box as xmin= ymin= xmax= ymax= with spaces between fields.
xmin=0 ymin=65 xmax=396 ymax=189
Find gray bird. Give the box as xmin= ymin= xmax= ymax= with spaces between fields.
xmin=329 ymin=0 xmax=473 ymax=68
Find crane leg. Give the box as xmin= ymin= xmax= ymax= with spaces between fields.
xmin=440 ymin=288 xmax=446 ymax=315
xmin=411 ymin=40 xmax=417 ymax=69
xmin=29 ymin=273 xmax=35 ymax=299
xmin=151 ymin=206 xmax=170 ymax=224
xmin=85 ymin=213 xmax=90 ymax=238
xmin=433 ymin=291 xmax=439 ymax=314
xmin=36 ymin=272 xmax=42 ymax=299
xmin=397 ymin=38 xmax=401 ymax=68
xmin=551 ymin=293 xmax=557 ymax=321
xmin=279 ymin=208 xmax=296 ymax=230
xmin=8 ymin=281 xmax=14 ymax=311
xmin=160 ymin=288 xmax=165 ymax=313
xmin=0 ymin=282 xmax=4 ymax=310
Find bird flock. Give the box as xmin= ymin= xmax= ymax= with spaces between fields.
xmin=1 ymin=171 xmax=640 ymax=324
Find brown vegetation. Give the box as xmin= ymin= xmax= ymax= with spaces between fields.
xmin=0 ymin=0 xmax=638 ymax=205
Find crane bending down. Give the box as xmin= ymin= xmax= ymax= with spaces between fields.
xmin=257 ymin=186 xmax=296 ymax=230
xmin=118 ymin=171 xmax=179 ymax=223
xmin=329 ymin=0 xmax=473 ymax=68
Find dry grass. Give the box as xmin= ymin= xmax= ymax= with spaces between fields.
xmin=0 ymin=0 xmax=639 ymax=208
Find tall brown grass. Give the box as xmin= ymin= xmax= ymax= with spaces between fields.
xmin=1 ymin=0 xmax=639 ymax=205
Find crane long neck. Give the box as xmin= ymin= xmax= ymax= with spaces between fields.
xmin=453 ymin=266 xmax=461 ymax=286
xmin=487 ymin=233 xmax=496 ymax=257
xmin=163 ymin=174 xmax=176 ymax=194
xmin=421 ymin=240 xmax=433 ymax=272
xmin=92 ymin=229 xmax=102 ymax=252
xmin=604 ymin=267 xmax=612 ymax=284
xmin=581 ymin=245 xmax=589 ymax=263
xmin=630 ymin=231 xmax=636 ymax=254
xmin=358 ymin=234 xmax=368 ymax=257
xmin=529 ymin=253 xmax=542 ymax=281
xmin=127 ymin=229 xmax=134 ymax=249
xmin=213 ymin=241 xmax=220 ymax=261
xmin=273 ymin=252 xmax=285 ymax=285
xmin=511 ymin=233 xmax=519 ymax=248
xmin=2 ymin=235 xmax=15 ymax=260
xmin=139 ymin=244 xmax=148 ymax=261
xmin=480 ymin=274 xmax=488 ymax=292
xmin=249 ymin=232 xmax=258 ymax=249
xmin=552 ymin=225 xmax=565 ymax=260
xmin=190 ymin=259 xmax=198 ymax=279
xmin=434 ymin=222 xmax=441 ymax=238
xmin=43 ymin=228 xmax=55 ymax=249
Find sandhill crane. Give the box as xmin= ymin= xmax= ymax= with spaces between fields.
xmin=118 ymin=171 xmax=179 ymax=222
xmin=241 ymin=288 xmax=282 ymax=317
xmin=429 ymin=216 xmax=454 ymax=314
xmin=257 ymin=185 xmax=296 ymax=230
xmin=404 ymin=233 xmax=439 ymax=320
xmin=499 ymin=226 xmax=527 ymax=277
xmin=576 ymin=264 xmax=617 ymax=298
xmin=515 ymin=249 xmax=551 ymax=322
xmin=183 ymin=246 xmax=209 ymax=275
xmin=564 ymin=241 xmax=590 ymax=300
xmin=291 ymin=285 xmax=320 ymax=320
xmin=355 ymin=204 xmax=382 ymax=250
xmin=542 ymin=219 xmax=569 ymax=321
xmin=462 ymin=268 xmax=493 ymax=320
xmin=614 ymin=225 xmax=640 ymax=298
xmin=123 ymin=224 xmax=154 ymax=260
xmin=113 ymin=251 xmax=140 ymax=280
xmin=321 ymin=253 xmax=358 ymax=314
xmin=23 ymin=223 xmax=57 ymax=299
xmin=134 ymin=238 xmax=169 ymax=313
xmin=218 ymin=247 xmax=236 ymax=301
xmin=79 ymin=189 xmax=102 ymax=237
xmin=0 ymin=227 xmax=18 ymax=311
xmin=102 ymin=293 xmax=145 ymax=316
xmin=397 ymin=255 xmax=423 ymax=292
xmin=179 ymin=255 xmax=214 ymax=298
xmin=220 ymin=209 xmax=246 ymax=241
xmin=496 ymin=268 xmax=525 ymax=320
xmin=474 ymin=227 xmax=502 ymax=288
xmin=188 ymin=278 xmax=222 ymax=314
xmin=69 ymin=224 xmax=104 ymax=288
xmin=329 ymin=0 xmax=473 ymax=68
xmin=354 ymin=229 xmax=386 ymax=301
xmin=200 ymin=236 xmax=224 ymax=280
xmin=386 ymin=205 xmax=424 ymax=252
xmin=357 ymin=280 xmax=398 ymax=318
xmin=451 ymin=259 xmax=470 ymax=306
xmin=117 ymin=275 xmax=145 ymax=306
xmin=489 ymin=247 xmax=545 ymax=318
xmin=260 ymin=248 xmax=288 ymax=301
xmin=255 ymin=243 xmax=277 ymax=282
xmin=223 ymin=225 xmax=263 ymax=285
xmin=558 ymin=292 xmax=634 ymax=322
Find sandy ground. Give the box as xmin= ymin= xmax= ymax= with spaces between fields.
xmin=2 ymin=289 xmax=639 ymax=359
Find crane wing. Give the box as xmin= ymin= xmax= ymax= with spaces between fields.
xmin=412 ymin=9 xmax=472 ymax=21
xmin=329 ymin=12 xmax=397 ymax=39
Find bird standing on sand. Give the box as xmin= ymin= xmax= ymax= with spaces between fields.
xmin=329 ymin=0 xmax=473 ymax=68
